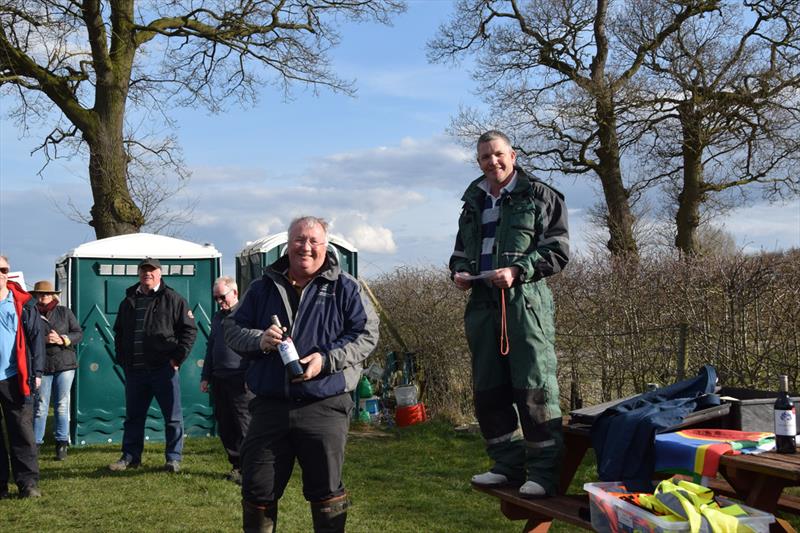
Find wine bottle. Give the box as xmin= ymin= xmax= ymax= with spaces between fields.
xmin=775 ymin=374 xmax=796 ymax=454
xmin=271 ymin=315 xmax=304 ymax=379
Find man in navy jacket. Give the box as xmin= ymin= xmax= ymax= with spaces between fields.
xmin=200 ymin=276 xmax=253 ymax=484
xmin=225 ymin=216 xmax=379 ymax=533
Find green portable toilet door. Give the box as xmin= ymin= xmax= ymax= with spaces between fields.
xmin=72 ymin=258 xmax=217 ymax=446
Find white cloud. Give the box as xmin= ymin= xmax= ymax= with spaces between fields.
xmin=715 ymin=200 xmax=800 ymax=251
xmin=4 ymin=135 xmax=798 ymax=288
xmin=304 ymin=135 xmax=473 ymax=191
xmin=178 ymin=136 xmax=476 ymax=267
xmin=346 ymin=225 xmax=397 ymax=254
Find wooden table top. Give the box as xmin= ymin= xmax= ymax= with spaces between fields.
xmin=720 ymin=449 xmax=800 ymax=483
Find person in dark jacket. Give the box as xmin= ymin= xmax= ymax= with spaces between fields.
xmin=225 ymin=216 xmax=379 ymax=533
xmin=0 ymin=255 xmax=45 ymax=498
xmin=108 ymin=257 xmax=197 ymax=474
xmin=30 ymin=280 xmax=83 ymax=461
xmin=450 ymin=131 xmax=569 ymax=498
xmin=200 ymin=275 xmax=253 ymax=485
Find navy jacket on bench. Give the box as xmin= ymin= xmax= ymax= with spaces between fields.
xmin=591 ymin=365 xmax=719 ymax=491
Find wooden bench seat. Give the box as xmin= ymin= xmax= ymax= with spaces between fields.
xmin=471 ymin=483 xmax=592 ymax=532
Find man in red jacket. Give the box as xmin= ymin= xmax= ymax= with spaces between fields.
xmin=0 ymin=255 xmax=45 ymax=498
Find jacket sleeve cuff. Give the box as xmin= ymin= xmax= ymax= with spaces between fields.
xmin=512 ymin=255 xmax=542 ymax=283
xmin=173 ymin=349 xmax=189 ymax=365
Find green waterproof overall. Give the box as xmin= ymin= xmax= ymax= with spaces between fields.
xmin=450 ymin=168 xmax=569 ymax=495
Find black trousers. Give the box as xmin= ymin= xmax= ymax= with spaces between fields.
xmin=241 ymin=393 xmax=353 ymax=505
xmin=211 ymin=374 xmax=254 ymax=469
xmin=0 ymin=376 xmax=39 ymax=490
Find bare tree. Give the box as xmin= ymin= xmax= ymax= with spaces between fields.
xmin=54 ymin=132 xmax=197 ymax=235
xmin=428 ymin=0 xmax=717 ymax=259
xmin=1 ymin=0 xmax=405 ymax=238
xmin=623 ymin=0 xmax=800 ymax=255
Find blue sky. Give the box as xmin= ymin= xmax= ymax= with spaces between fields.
xmin=1 ymin=0 xmax=798 ymax=288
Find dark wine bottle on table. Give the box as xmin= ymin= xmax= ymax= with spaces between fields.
xmin=271 ymin=315 xmax=304 ymax=379
xmin=775 ymin=374 xmax=797 ymax=454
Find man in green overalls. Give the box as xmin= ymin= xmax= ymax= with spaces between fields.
xmin=450 ymin=130 xmax=569 ymax=497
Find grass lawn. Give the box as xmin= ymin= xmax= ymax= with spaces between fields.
xmin=2 ymin=420 xmax=797 ymax=532
xmin=1 ymin=420 xmax=594 ymax=532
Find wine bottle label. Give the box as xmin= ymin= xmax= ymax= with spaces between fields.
xmin=775 ymin=408 xmax=797 ymax=436
xmin=278 ymin=338 xmax=300 ymax=366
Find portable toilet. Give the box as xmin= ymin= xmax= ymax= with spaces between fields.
xmin=55 ymin=233 xmax=221 ymax=446
xmin=236 ymin=232 xmax=358 ymax=293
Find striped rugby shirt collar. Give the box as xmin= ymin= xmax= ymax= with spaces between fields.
xmin=478 ymin=170 xmax=518 ymax=200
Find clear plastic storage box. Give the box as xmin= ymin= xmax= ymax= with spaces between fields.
xmin=583 ymin=481 xmax=775 ymax=533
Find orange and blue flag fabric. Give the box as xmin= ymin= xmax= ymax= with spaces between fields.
xmin=654 ymin=429 xmax=774 ymax=479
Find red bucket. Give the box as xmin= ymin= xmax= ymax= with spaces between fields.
xmin=395 ymin=402 xmax=427 ymax=427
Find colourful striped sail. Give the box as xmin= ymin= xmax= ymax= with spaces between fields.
xmin=655 ymin=429 xmax=774 ymax=479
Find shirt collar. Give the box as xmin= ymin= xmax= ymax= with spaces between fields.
xmin=478 ymin=170 xmax=518 ymax=198
xmin=137 ymin=283 xmax=160 ymax=295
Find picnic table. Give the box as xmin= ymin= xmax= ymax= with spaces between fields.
xmin=471 ymin=401 xmax=800 ymax=532
xmin=717 ymin=451 xmax=800 ymax=532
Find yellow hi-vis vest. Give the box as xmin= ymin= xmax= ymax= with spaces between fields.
xmin=637 ymin=478 xmax=755 ymax=533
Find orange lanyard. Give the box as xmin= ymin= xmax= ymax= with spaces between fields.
xmin=499 ymin=288 xmax=509 ymax=356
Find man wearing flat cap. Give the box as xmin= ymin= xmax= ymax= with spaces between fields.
xmin=109 ymin=257 xmax=197 ymax=473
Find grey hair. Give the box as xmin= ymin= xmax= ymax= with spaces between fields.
xmin=214 ymin=275 xmax=237 ymax=292
xmin=476 ymin=130 xmax=513 ymax=153
xmin=289 ymin=216 xmax=329 ymax=239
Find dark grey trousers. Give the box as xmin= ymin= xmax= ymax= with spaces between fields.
xmin=210 ymin=373 xmax=254 ymax=469
xmin=241 ymin=393 xmax=353 ymax=505
xmin=0 ymin=376 xmax=39 ymax=491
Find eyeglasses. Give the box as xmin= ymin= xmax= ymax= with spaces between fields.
xmin=0 ymin=267 xmax=9 ymax=274
xmin=214 ymin=288 xmax=232 ymax=302
xmin=291 ymin=237 xmax=326 ymax=248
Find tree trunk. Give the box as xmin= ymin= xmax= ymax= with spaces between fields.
xmin=84 ymin=0 xmax=143 ymax=238
xmin=595 ymin=94 xmax=639 ymax=259
xmin=675 ymin=104 xmax=704 ymax=256
xmin=86 ymin=131 xmax=143 ymax=238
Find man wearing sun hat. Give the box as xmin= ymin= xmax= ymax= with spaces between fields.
xmin=0 ymin=255 xmax=45 ymax=498
xmin=108 ymin=257 xmax=197 ymax=474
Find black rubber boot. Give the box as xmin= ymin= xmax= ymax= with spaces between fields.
xmin=56 ymin=441 xmax=68 ymax=461
xmin=242 ymin=500 xmax=277 ymax=533
xmin=310 ymin=494 xmax=349 ymax=533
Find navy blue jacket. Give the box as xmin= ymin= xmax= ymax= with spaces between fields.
xmin=224 ymin=253 xmax=379 ymax=400
xmin=202 ymin=307 xmax=248 ymax=380
xmin=591 ymin=365 xmax=719 ymax=491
